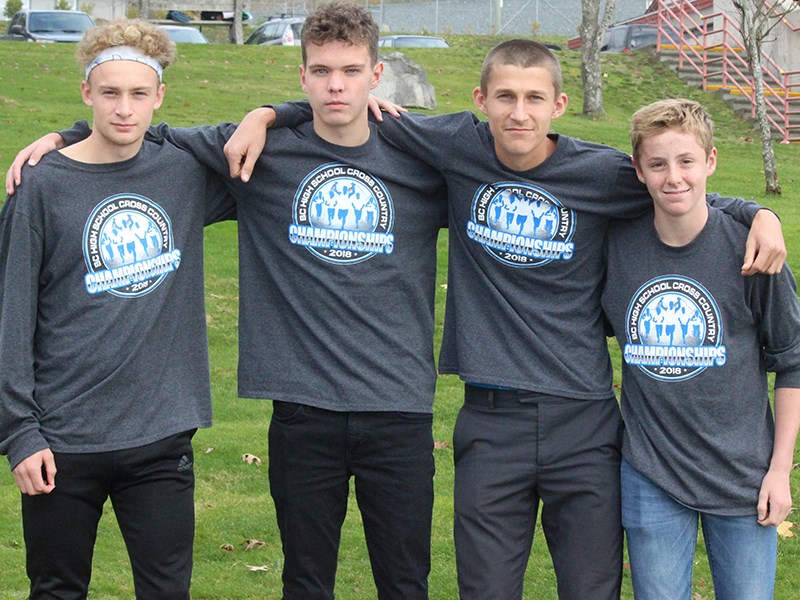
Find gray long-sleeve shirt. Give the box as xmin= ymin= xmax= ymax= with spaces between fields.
xmin=0 ymin=142 xmax=233 ymax=469
xmin=143 ymin=121 xmax=448 ymax=413
xmin=602 ymin=205 xmax=800 ymax=514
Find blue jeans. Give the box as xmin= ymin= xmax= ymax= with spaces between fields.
xmin=621 ymin=459 xmax=777 ymax=600
xmin=268 ymin=402 xmax=434 ymax=600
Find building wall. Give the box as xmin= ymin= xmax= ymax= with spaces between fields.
xmin=26 ymin=0 xmax=128 ymax=20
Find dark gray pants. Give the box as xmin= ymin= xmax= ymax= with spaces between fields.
xmin=453 ymin=387 xmax=623 ymax=600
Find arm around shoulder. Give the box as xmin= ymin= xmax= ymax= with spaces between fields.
xmin=706 ymin=194 xmax=785 ymax=275
xmin=223 ymin=107 xmax=277 ymax=182
xmin=6 ymin=132 xmax=67 ymax=196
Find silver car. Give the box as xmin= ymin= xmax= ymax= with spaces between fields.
xmin=378 ymin=35 xmax=449 ymax=48
xmin=244 ymin=17 xmax=304 ymax=46
xmin=1 ymin=10 xmax=95 ymax=43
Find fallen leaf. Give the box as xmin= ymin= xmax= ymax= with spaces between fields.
xmin=242 ymin=453 xmax=262 ymax=466
xmin=244 ymin=539 xmax=266 ymax=551
xmin=778 ymin=521 xmax=795 ymax=538
xmin=220 ymin=543 xmax=235 ymax=552
xmin=439 ymin=284 xmax=448 ymax=289
xmin=245 ymin=564 xmax=270 ymax=572
xmin=693 ymin=594 xmax=708 ymax=600
xmin=434 ymin=441 xmax=450 ymax=450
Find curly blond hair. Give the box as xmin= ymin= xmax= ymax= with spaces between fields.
xmin=76 ymin=19 xmax=176 ymax=73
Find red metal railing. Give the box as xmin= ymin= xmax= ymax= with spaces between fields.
xmin=654 ymin=0 xmax=800 ymax=143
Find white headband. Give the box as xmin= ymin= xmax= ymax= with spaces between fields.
xmin=85 ymin=46 xmax=163 ymax=82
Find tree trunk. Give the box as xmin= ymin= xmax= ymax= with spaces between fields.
xmin=748 ymin=40 xmax=781 ymax=194
xmin=230 ymin=0 xmax=244 ymax=45
xmin=580 ymin=42 xmax=603 ymax=117
xmin=138 ymin=0 xmax=150 ymax=20
xmin=734 ymin=0 xmax=782 ymax=195
xmin=579 ymin=0 xmax=616 ymax=117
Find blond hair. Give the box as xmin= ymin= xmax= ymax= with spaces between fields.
xmin=480 ymin=39 xmax=563 ymax=96
xmin=630 ymin=99 xmax=714 ymax=160
xmin=76 ymin=19 xmax=176 ymax=73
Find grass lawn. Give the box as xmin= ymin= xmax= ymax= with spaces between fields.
xmin=1 ymin=36 xmax=799 ymax=599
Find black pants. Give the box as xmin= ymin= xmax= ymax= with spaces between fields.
xmin=268 ymin=401 xmax=434 ymax=600
xmin=21 ymin=431 xmax=196 ymax=600
xmin=453 ymin=387 xmax=623 ymax=600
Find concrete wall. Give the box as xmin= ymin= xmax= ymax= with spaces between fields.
xmin=712 ymin=0 xmax=800 ymax=74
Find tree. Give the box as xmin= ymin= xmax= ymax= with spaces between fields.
xmin=137 ymin=0 xmax=151 ymax=21
xmin=731 ymin=0 xmax=799 ymax=195
xmin=577 ymin=0 xmax=616 ymax=117
xmin=4 ymin=0 xmax=23 ymax=18
xmin=229 ymin=0 xmax=245 ymax=44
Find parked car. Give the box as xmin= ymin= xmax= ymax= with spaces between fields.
xmin=244 ymin=17 xmax=304 ymax=46
xmin=200 ymin=11 xmax=252 ymax=22
xmin=601 ymin=24 xmax=658 ymax=53
xmin=378 ymin=35 xmax=449 ymax=48
xmin=159 ymin=25 xmax=208 ymax=44
xmin=1 ymin=9 xmax=95 ymax=43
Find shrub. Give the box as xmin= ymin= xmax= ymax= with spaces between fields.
xmin=4 ymin=0 xmax=23 ymax=19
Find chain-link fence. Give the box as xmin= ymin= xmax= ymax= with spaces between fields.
xmin=232 ymin=0 xmax=650 ymax=36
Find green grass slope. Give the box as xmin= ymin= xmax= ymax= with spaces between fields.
xmin=1 ymin=38 xmax=798 ymax=599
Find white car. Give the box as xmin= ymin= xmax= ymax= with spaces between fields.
xmin=159 ymin=25 xmax=208 ymax=44
xmin=378 ymin=35 xmax=449 ymax=48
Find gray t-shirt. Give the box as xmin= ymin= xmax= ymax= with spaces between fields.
xmin=0 ymin=141 xmax=234 ymax=470
xmin=145 ymin=121 xmax=448 ymax=413
xmin=602 ymin=205 xmax=800 ymax=514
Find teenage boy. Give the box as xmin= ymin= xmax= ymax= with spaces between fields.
xmin=5 ymin=3 xmax=446 ymax=598
xmin=0 ymin=19 xmax=233 ymax=599
xmin=223 ymin=40 xmax=785 ymax=600
xmin=602 ymin=98 xmax=800 ymax=599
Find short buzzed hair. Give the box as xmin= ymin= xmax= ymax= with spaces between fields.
xmin=76 ymin=18 xmax=175 ymax=72
xmin=480 ymin=39 xmax=563 ymax=96
xmin=630 ymin=98 xmax=715 ymax=160
xmin=301 ymin=1 xmax=379 ymax=66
